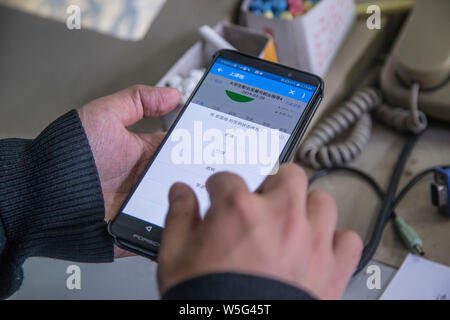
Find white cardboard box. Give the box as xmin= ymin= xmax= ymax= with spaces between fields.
xmin=240 ymin=0 xmax=355 ymax=76
xmin=157 ymin=22 xmax=275 ymax=128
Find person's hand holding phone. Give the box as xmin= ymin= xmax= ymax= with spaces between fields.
xmin=157 ymin=163 xmax=363 ymax=299
xmin=78 ymin=85 xmax=180 ymax=258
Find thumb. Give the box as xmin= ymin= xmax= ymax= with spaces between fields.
xmin=92 ymin=85 xmax=181 ymax=126
xmin=161 ymin=183 xmax=201 ymax=253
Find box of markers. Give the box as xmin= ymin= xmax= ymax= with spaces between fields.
xmin=240 ymin=0 xmax=355 ymax=76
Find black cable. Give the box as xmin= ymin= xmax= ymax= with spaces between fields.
xmin=309 ymin=166 xmax=385 ymax=200
xmin=308 ymin=133 xmax=424 ymax=274
xmin=310 ymin=162 xmax=450 ymax=266
xmin=309 ymin=166 xmax=400 ymax=221
xmin=354 ymin=133 xmax=423 ymax=273
xmin=307 ymin=120 xmax=450 ymax=274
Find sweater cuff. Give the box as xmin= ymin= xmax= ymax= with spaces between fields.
xmin=162 ymin=273 xmax=316 ymax=300
xmin=0 ymin=110 xmax=113 ymax=298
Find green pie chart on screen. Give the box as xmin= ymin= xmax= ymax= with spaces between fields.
xmin=226 ymin=90 xmax=254 ymax=103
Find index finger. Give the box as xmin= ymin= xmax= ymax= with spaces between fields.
xmin=206 ymin=171 xmax=250 ymax=207
xmin=258 ymin=163 xmax=308 ymax=214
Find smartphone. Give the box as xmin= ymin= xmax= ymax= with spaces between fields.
xmin=108 ymin=50 xmax=323 ymax=259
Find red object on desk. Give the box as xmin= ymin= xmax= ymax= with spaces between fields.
xmin=288 ymin=0 xmax=304 ymax=16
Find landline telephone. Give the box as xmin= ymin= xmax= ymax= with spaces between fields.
xmin=298 ymin=0 xmax=450 ymax=273
xmin=381 ymin=0 xmax=450 ymax=122
xmin=299 ymin=0 xmax=450 ymax=169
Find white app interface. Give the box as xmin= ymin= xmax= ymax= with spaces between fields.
xmin=123 ymin=58 xmax=316 ymax=227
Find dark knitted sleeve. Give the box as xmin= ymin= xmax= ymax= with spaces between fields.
xmin=162 ymin=273 xmax=316 ymax=300
xmin=0 ymin=110 xmax=113 ymax=299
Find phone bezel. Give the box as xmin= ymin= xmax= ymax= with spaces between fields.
xmin=108 ymin=49 xmax=324 ymax=259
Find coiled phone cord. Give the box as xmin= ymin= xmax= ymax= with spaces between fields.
xmin=298 ymin=83 xmax=427 ymax=169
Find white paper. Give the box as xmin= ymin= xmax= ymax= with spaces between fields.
xmin=381 ymin=254 xmax=450 ymax=300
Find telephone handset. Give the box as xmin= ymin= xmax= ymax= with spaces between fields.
xmin=297 ymin=0 xmax=450 ymax=273
xmin=381 ymin=0 xmax=450 ymax=122
xmin=298 ymin=0 xmax=450 ymax=169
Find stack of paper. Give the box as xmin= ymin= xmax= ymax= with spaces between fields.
xmin=381 ymin=254 xmax=450 ymax=300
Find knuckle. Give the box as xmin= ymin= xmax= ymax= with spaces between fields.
xmin=169 ymin=201 xmax=192 ymax=218
xmin=310 ymin=188 xmax=334 ymax=203
xmin=227 ymin=192 xmax=253 ymax=219
xmin=311 ymin=232 xmax=330 ymax=254
xmin=207 ymin=171 xmax=231 ymax=188
xmin=149 ymin=89 xmax=166 ymax=115
xmin=130 ymin=84 xmax=144 ymax=92
xmin=131 ymin=84 xmax=165 ymax=117
xmin=281 ymin=163 xmax=308 ymax=188
xmin=166 ymin=203 xmax=189 ymax=224
xmin=130 ymin=84 xmax=145 ymax=101
xmin=285 ymin=210 xmax=303 ymax=235
xmin=227 ymin=192 xmax=248 ymax=210
xmin=343 ymin=230 xmax=364 ymax=253
xmin=286 ymin=162 xmax=307 ymax=180
xmin=283 ymin=195 xmax=298 ymax=216
xmin=129 ymin=85 xmax=146 ymax=116
xmin=309 ymin=189 xmax=337 ymax=215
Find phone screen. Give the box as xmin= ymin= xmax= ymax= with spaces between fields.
xmin=122 ymin=57 xmax=317 ymax=227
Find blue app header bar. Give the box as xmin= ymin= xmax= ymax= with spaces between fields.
xmin=210 ymin=58 xmax=316 ymax=103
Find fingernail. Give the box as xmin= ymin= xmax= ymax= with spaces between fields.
xmin=169 ymin=183 xmax=185 ymax=203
